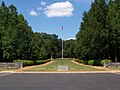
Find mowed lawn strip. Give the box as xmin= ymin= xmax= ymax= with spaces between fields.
xmin=111 ymin=68 xmax=120 ymax=70
xmin=25 ymin=59 xmax=105 ymax=71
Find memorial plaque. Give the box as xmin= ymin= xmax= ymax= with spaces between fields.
xmin=58 ymin=66 xmax=69 ymax=71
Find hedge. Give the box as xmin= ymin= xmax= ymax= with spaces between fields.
xmin=76 ymin=59 xmax=112 ymax=66
xmin=75 ymin=59 xmax=83 ymax=63
xmin=13 ymin=59 xmax=51 ymax=67
xmin=94 ymin=60 xmax=101 ymax=66
xmin=101 ymin=59 xmax=112 ymax=66
xmin=88 ymin=60 xmax=94 ymax=66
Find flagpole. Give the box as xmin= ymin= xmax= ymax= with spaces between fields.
xmin=60 ymin=26 xmax=63 ymax=59
xmin=62 ymin=29 xmax=63 ymax=59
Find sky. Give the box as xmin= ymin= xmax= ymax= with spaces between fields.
xmin=0 ymin=0 xmax=94 ymax=40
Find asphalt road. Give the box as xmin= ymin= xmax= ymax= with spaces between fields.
xmin=0 ymin=73 xmax=120 ymax=90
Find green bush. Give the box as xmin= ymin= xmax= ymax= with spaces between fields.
xmin=75 ymin=59 xmax=83 ymax=63
xmin=75 ymin=59 xmax=88 ymax=64
xmin=13 ymin=60 xmax=34 ymax=66
xmin=13 ymin=59 xmax=51 ymax=67
xmin=101 ymin=59 xmax=112 ymax=66
xmin=36 ymin=60 xmax=50 ymax=65
xmin=76 ymin=59 xmax=102 ymax=66
xmin=94 ymin=60 xmax=101 ymax=66
xmin=88 ymin=60 xmax=94 ymax=66
xmin=83 ymin=60 xmax=88 ymax=64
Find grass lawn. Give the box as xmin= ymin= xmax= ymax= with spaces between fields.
xmin=25 ymin=58 xmax=105 ymax=71
xmin=110 ymin=68 xmax=120 ymax=70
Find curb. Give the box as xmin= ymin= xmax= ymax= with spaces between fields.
xmin=12 ymin=71 xmax=120 ymax=73
xmin=0 ymin=70 xmax=120 ymax=74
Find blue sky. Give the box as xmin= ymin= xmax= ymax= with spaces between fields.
xmin=0 ymin=0 xmax=94 ymax=40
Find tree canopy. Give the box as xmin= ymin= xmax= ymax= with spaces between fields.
xmin=0 ymin=1 xmax=67 ymax=61
xmin=76 ymin=0 xmax=120 ymax=62
xmin=0 ymin=0 xmax=120 ymax=62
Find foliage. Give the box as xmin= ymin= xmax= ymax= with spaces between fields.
xmin=13 ymin=59 xmax=51 ymax=67
xmin=1 ymin=0 xmax=119 ymax=62
xmin=0 ymin=1 xmax=75 ymax=61
xmin=101 ymin=59 xmax=112 ymax=66
xmin=88 ymin=60 xmax=94 ymax=66
xmin=76 ymin=59 xmax=111 ymax=66
xmin=93 ymin=60 xmax=101 ymax=66
xmin=64 ymin=39 xmax=76 ymax=58
xmin=0 ymin=2 xmax=34 ymax=61
xmin=75 ymin=59 xmax=84 ymax=63
xmin=76 ymin=0 xmax=120 ymax=62
xmin=88 ymin=60 xmax=101 ymax=66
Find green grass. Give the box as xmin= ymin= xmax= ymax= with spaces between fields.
xmin=26 ymin=58 xmax=104 ymax=71
xmin=110 ymin=68 xmax=120 ymax=70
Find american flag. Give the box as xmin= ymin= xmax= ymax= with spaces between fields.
xmin=60 ymin=26 xmax=63 ymax=30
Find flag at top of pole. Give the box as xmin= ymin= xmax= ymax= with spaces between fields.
xmin=60 ymin=26 xmax=63 ymax=30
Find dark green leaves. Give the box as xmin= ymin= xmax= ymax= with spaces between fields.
xmin=76 ymin=0 xmax=120 ymax=61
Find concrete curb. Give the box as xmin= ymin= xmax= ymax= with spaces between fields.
xmin=0 ymin=71 xmax=15 ymax=73
xmin=8 ymin=71 xmax=120 ymax=74
xmin=1 ymin=71 xmax=119 ymax=74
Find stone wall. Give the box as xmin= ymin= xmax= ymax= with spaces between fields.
xmin=0 ymin=62 xmax=23 ymax=68
xmin=104 ymin=62 xmax=120 ymax=68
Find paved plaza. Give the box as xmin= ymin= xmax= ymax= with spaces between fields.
xmin=0 ymin=72 xmax=120 ymax=90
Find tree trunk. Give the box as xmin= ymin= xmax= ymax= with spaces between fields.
xmin=115 ymin=47 xmax=117 ymax=62
xmin=51 ymin=53 xmax=53 ymax=60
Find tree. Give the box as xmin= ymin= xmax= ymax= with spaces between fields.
xmin=107 ymin=0 xmax=120 ymax=61
xmin=30 ymin=32 xmax=47 ymax=60
xmin=64 ymin=39 xmax=76 ymax=58
xmin=40 ymin=33 xmax=59 ymax=59
xmin=14 ymin=14 xmax=33 ymax=60
xmin=0 ymin=1 xmax=63 ymax=61
xmin=76 ymin=0 xmax=109 ymax=60
xmin=0 ymin=2 xmax=22 ymax=61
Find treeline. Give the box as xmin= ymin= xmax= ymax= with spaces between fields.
xmin=1 ymin=0 xmax=120 ymax=62
xmin=76 ymin=0 xmax=120 ymax=62
xmin=0 ymin=1 xmax=75 ymax=62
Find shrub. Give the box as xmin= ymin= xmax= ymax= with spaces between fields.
xmin=76 ymin=59 xmax=83 ymax=63
xmin=75 ymin=59 xmax=88 ymax=64
xmin=36 ymin=60 xmax=50 ymax=65
xmin=88 ymin=60 xmax=94 ymax=66
xmin=79 ymin=60 xmax=84 ymax=63
xmin=83 ymin=60 xmax=88 ymax=64
xmin=13 ymin=60 xmax=34 ymax=66
xmin=94 ymin=60 xmax=101 ymax=66
xmin=101 ymin=59 xmax=112 ymax=66
xmin=13 ymin=59 xmax=51 ymax=67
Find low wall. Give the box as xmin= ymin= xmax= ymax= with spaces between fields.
xmin=0 ymin=62 xmax=23 ymax=68
xmin=104 ymin=62 xmax=120 ymax=68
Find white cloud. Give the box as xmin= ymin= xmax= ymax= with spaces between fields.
xmin=66 ymin=37 xmax=76 ymax=40
xmin=41 ymin=1 xmax=46 ymax=6
xmin=29 ymin=10 xmax=39 ymax=16
xmin=71 ymin=0 xmax=93 ymax=2
xmin=44 ymin=1 xmax=74 ymax=18
xmin=37 ymin=7 xmax=43 ymax=11
xmin=77 ymin=0 xmax=94 ymax=3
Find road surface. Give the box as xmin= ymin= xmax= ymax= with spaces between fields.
xmin=0 ymin=72 xmax=120 ymax=90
